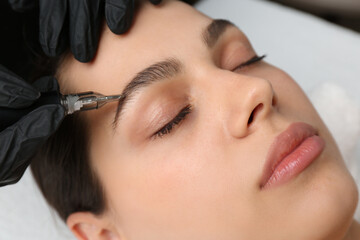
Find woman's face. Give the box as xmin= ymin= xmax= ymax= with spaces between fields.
xmin=61 ymin=1 xmax=358 ymax=239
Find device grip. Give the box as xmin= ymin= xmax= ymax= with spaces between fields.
xmin=0 ymin=91 xmax=61 ymax=132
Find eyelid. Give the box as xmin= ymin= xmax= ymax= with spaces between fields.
xmin=232 ymin=54 xmax=266 ymax=72
xmin=151 ymin=104 xmax=192 ymax=140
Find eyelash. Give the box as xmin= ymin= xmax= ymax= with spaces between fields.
xmin=153 ymin=105 xmax=192 ymax=139
xmin=152 ymin=54 xmax=266 ymax=139
xmin=233 ymin=54 xmax=266 ymax=71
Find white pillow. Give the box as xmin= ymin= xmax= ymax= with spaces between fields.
xmin=0 ymin=1 xmax=359 ymax=239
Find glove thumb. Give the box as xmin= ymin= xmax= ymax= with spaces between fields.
xmin=32 ymin=75 xmax=61 ymax=93
xmin=105 ymin=0 xmax=134 ymax=34
xmin=0 ymin=65 xmax=40 ymax=108
xmin=0 ymin=103 xmax=65 ymax=185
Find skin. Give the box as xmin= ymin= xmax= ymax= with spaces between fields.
xmin=60 ymin=1 xmax=360 ymax=239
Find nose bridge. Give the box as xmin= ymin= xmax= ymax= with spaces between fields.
xmin=241 ymin=75 xmax=274 ymax=113
xmin=216 ymin=71 xmax=275 ymax=138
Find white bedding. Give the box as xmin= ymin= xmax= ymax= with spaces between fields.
xmin=1 ymin=0 xmax=359 ymax=239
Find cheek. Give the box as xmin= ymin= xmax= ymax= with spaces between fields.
xmin=97 ymin=123 xmax=259 ymax=236
xmin=116 ymin=137 xmax=233 ymax=213
xmin=258 ymin=64 xmax=320 ymax=122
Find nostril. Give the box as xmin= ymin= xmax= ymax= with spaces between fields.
xmin=248 ymin=110 xmax=254 ymax=125
xmin=248 ymin=103 xmax=263 ymax=126
xmin=272 ymin=94 xmax=277 ymax=106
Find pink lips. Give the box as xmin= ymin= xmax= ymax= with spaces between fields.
xmin=260 ymin=122 xmax=325 ymax=190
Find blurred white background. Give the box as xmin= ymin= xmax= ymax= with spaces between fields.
xmin=268 ymin=0 xmax=360 ymax=32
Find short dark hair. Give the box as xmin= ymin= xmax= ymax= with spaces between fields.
xmin=30 ymin=113 xmax=106 ymax=221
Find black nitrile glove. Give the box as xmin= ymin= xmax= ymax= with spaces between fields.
xmin=0 ymin=65 xmax=65 ymax=186
xmin=8 ymin=0 xmax=163 ymax=63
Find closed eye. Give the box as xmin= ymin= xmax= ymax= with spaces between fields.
xmin=152 ymin=104 xmax=192 ymax=139
xmin=150 ymin=55 xmax=265 ymax=140
xmin=233 ymin=54 xmax=266 ymax=71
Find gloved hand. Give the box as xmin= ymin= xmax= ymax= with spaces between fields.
xmin=0 ymin=65 xmax=64 ymax=186
xmin=8 ymin=0 xmax=162 ymax=63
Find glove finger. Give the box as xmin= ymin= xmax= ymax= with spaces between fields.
xmin=38 ymin=0 xmax=68 ymax=57
xmin=0 ymin=65 xmax=40 ymax=108
xmin=149 ymin=0 xmax=162 ymax=5
xmin=32 ymin=76 xmax=60 ymax=93
xmin=105 ymin=0 xmax=134 ymax=34
xmin=8 ymin=0 xmax=36 ymax=12
xmin=69 ymin=0 xmax=102 ymax=62
xmin=0 ymin=104 xmax=65 ymax=185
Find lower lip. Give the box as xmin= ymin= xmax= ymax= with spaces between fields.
xmin=262 ymin=135 xmax=325 ymax=189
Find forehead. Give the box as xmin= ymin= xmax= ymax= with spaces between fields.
xmin=60 ymin=1 xmax=212 ymax=95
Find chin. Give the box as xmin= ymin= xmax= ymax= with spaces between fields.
xmin=295 ymin=154 xmax=358 ymax=240
xmin=260 ymin=144 xmax=359 ymax=240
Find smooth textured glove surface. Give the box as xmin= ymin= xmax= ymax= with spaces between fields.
xmin=105 ymin=0 xmax=134 ymax=34
xmin=8 ymin=0 xmax=163 ymax=62
xmin=0 ymin=104 xmax=64 ymax=186
xmin=0 ymin=65 xmax=40 ymax=108
xmin=0 ymin=70 xmax=65 ymax=186
xmin=8 ymin=0 xmax=34 ymax=12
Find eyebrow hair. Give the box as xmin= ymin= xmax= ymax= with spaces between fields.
xmin=203 ymin=19 xmax=235 ymax=48
xmin=112 ymin=19 xmax=236 ymax=129
xmin=112 ymin=58 xmax=182 ymax=128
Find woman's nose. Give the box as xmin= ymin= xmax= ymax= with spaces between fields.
xmin=226 ymin=75 xmax=275 ymax=138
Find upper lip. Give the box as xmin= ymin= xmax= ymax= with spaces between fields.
xmin=260 ymin=122 xmax=319 ymax=188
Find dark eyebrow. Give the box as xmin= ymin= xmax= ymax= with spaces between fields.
xmin=203 ymin=19 xmax=236 ymax=48
xmin=113 ymin=19 xmax=235 ymax=130
xmin=112 ymin=58 xmax=182 ymax=128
